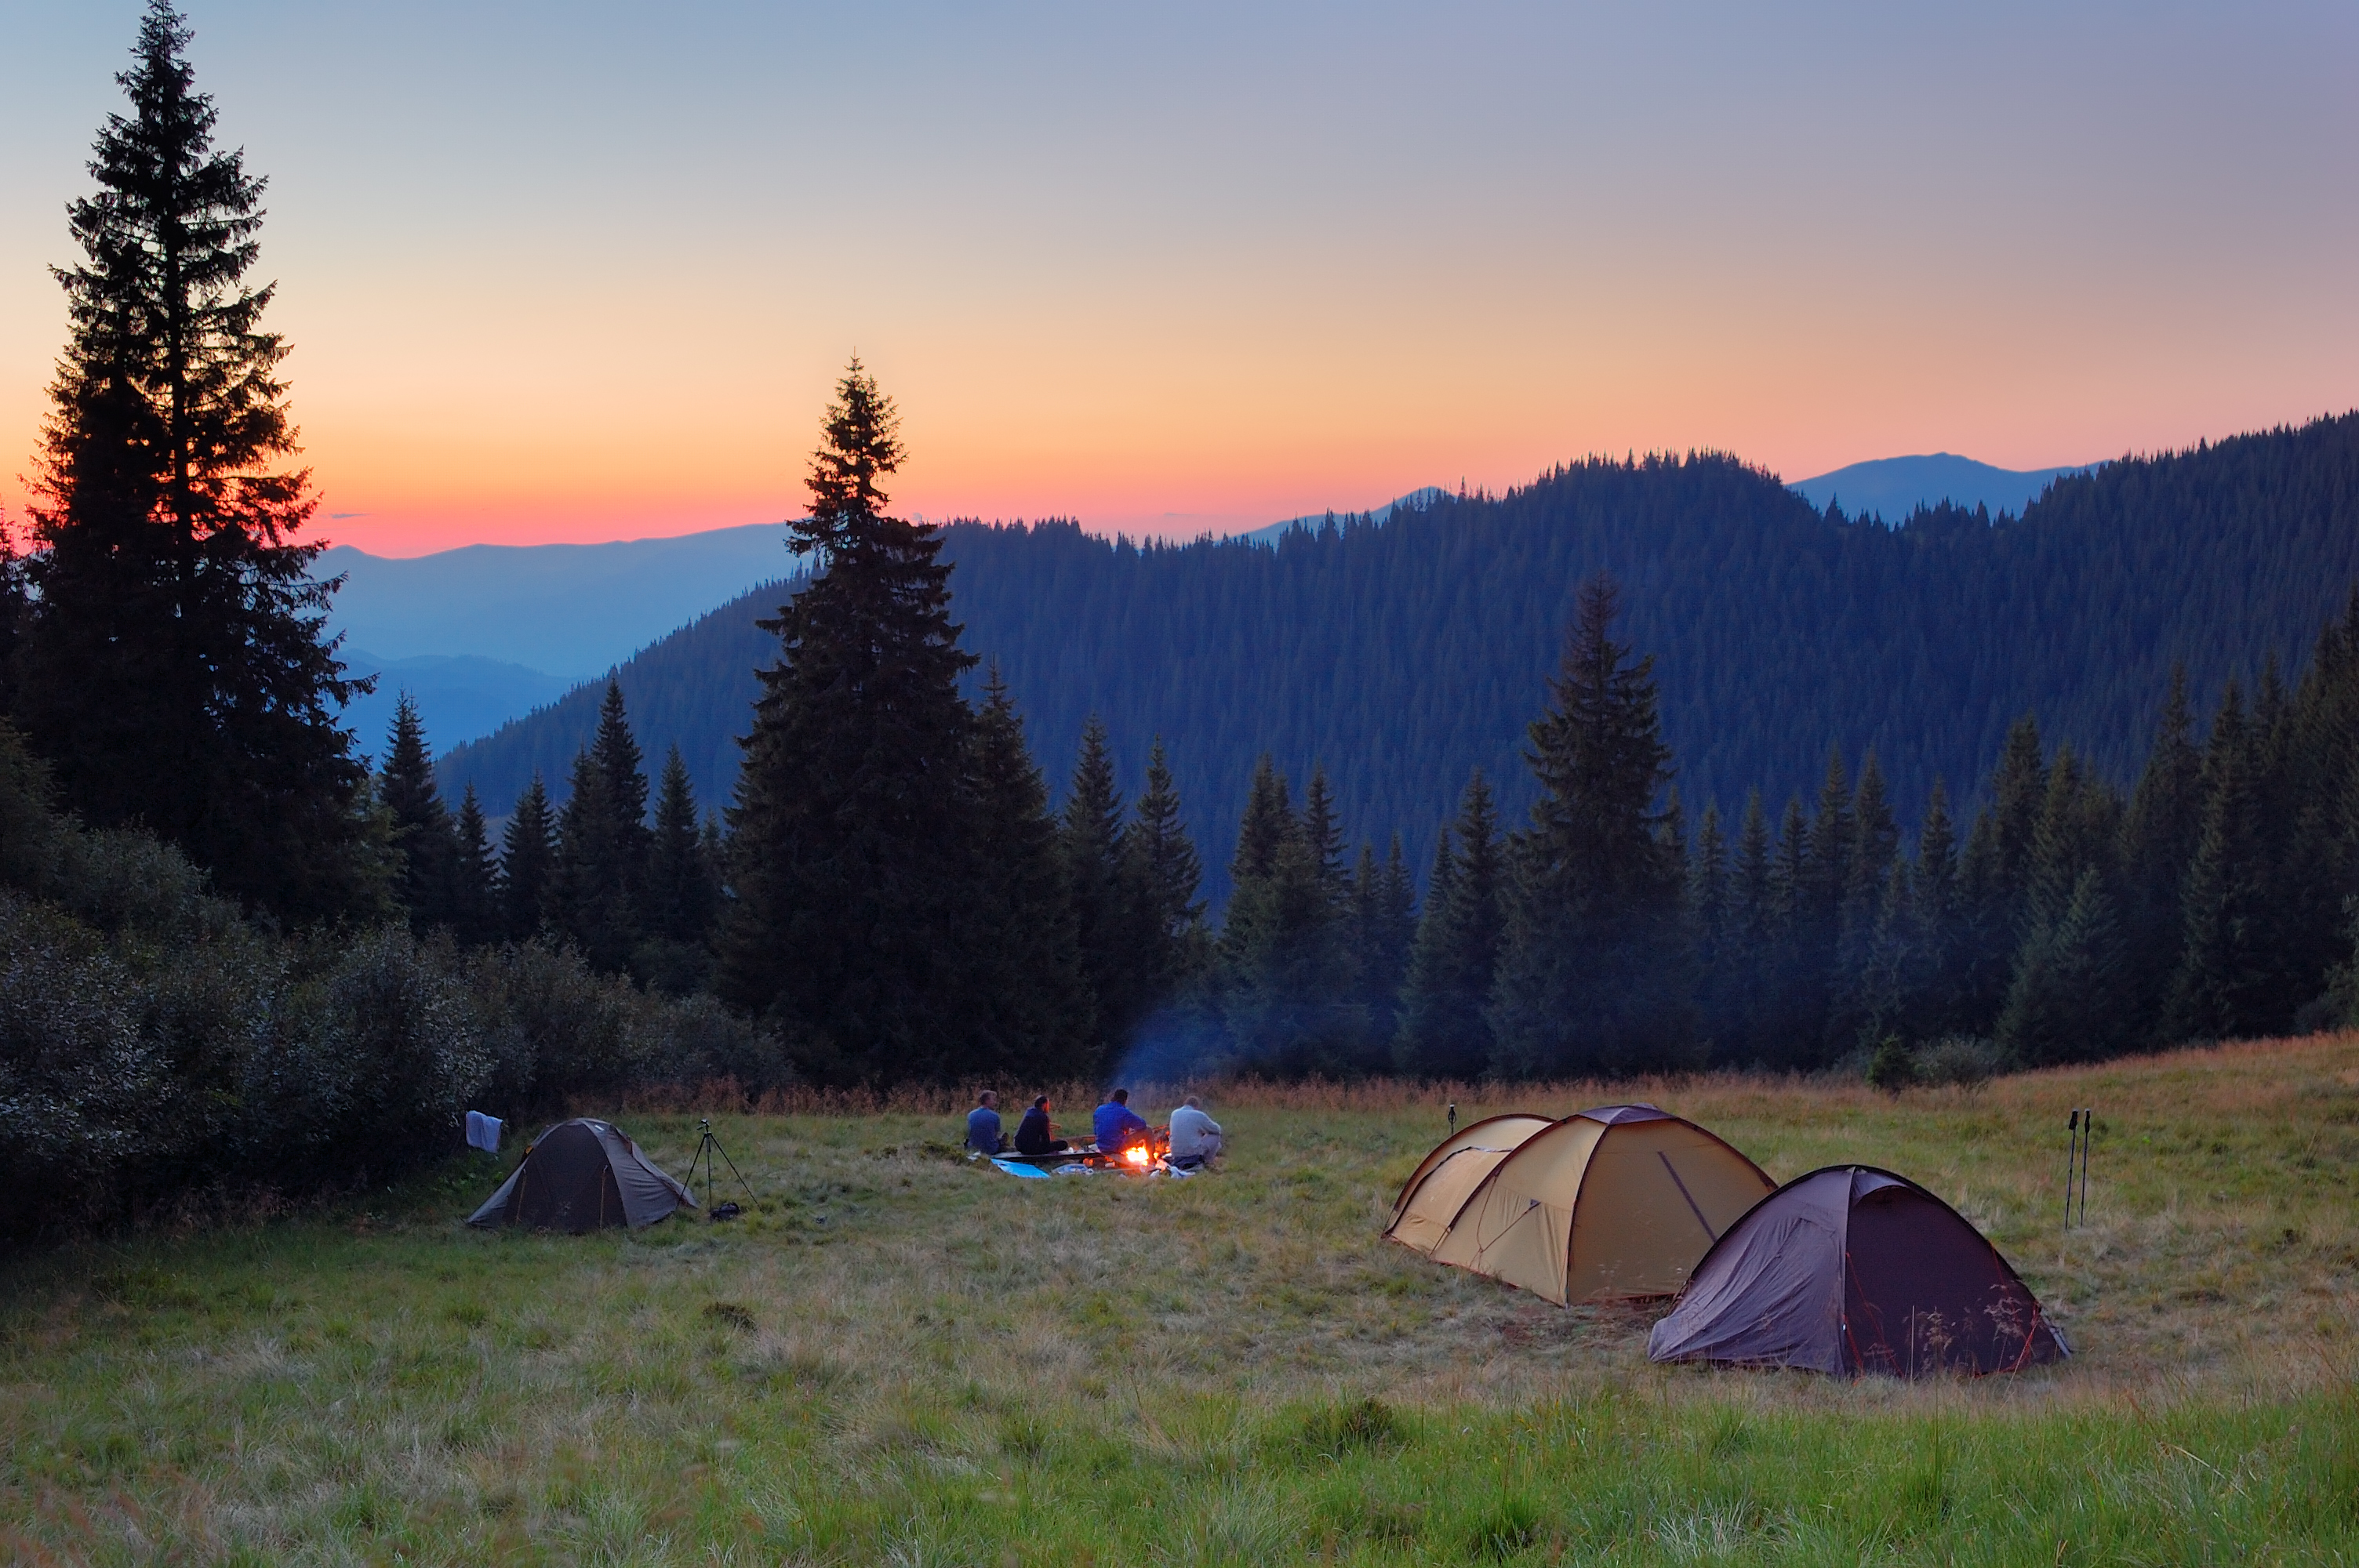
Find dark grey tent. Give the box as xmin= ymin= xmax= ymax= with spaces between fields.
xmin=1647 ymin=1165 xmax=2070 ymax=1377
xmin=467 ymin=1119 xmax=695 ymax=1232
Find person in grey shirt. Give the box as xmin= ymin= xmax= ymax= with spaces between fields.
xmin=1167 ymin=1096 xmax=1223 ymax=1168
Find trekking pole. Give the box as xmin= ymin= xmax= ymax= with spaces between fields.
xmin=2063 ymin=1110 xmax=2080 ymax=1231
xmin=2077 ymin=1108 xmax=2092 ymax=1228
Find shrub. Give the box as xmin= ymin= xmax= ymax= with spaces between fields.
xmin=0 ymin=722 xmax=788 ymax=1235
xmin=1865 ymin=1036 xmax=1917 ymax=1091
xmin=1912 ymin=1035 xmax=2007 ymax=1087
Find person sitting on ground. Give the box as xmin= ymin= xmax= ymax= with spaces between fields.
xmin=1166 ymin=1095 xmax=1223 ymax=1169
xmin=965 ymin=1090 xmax=1007 ymax=1156
xmin=1014 ymin=1094 xmax=1070 ymax=1156
xmin=1092 ymin=1088 xmax=1150 ymax=1154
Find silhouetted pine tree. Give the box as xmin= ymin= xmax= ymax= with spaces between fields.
xmin=1828 ymin=752 xmax=1899 ymax=1047
xmin=1301 ymin=764 xmax=1348 ymax=903
xmin=718 ymin=361 xmax=981 ymax=1083
xmin=637 ymin=745 xmax=718 ymax=993
xmin=1724 ymin=792 xmax=1776 ymax=1058
xmin=1397 ymin=768 xmax=1505 ymax=1078
xmin=1121 ymin=736 xmax=1209 ymax=1009
xmin=2117 ymin=669 xmax=2203 ymax=1041
xmin=645 ymin=746 xmax=716 ymax=940
xmin=500 ymin=773 xmax=556 ymax=939
xmin=1488 ymin=577 xmax=1693 ymax=1076
xmin=1997 ymin=868 xmax=2131 ymax=1065
xmin=1221 ymin=822 xmax=1359 ymax=1076
xmin=379 ymin=694 xmax=455 ymax=933
xmin=1686 ymin=799 xmax=1734 ymax=1056
xmin=1347 ymin=835 xmax=1417 ymax=1059
xmin=2282 ymin=594 xmax=2359 ymax=1018
xmin=450 ymin=784 xmax=498 ymax=946
xmin=12 ymin=2 xmax=380 ymax=924
xmin=1909 ymin=779 xmax=1964 ymax=1033
xmin=1230 ymin=755 xmax=1292 ymax=888
xmin=965 ymin=667 xmax=1094 ymax=1078
xmin=1751 ymin=796 xmax=1812 ymax=1066
xmin=555 ymin=681 xmax=651 ymax=974
xmin=1955 ymin=716 xmax=2048 ymax=1027
xmin=2165 ymin=683 xmax=2275 ymax=1040
xmin=1994 ymin=753 xmax=2128 ymax=1061
xmin=1060 ymin=714 xmax=1134 ymax=1054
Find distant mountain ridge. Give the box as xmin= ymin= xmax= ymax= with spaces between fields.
xmin=320 ymin=523 xmax=801 ymax=675
xmin=335 ymin=463 xmax=2055 ymax=755
xmin=340 ymin=652 xmax=576 ymax=765
xmin=1790 ymin=453 xmax=2095 ymax=520
xmin=438 ymin=415 xmax=2359 ymax=906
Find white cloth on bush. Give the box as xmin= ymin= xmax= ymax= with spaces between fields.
xmin=466 ymin=1111 xmax=503 ymax=1154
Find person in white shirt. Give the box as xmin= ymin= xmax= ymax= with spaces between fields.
xmin=1167 ymin=1097 xmax=1223 ymax=1168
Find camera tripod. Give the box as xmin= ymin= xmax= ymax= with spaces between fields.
xmin=683 ymin=1117 xmax=757 ymax=1219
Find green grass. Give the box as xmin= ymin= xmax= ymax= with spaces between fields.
xmin=3 ymin=1033 xmax=2356 ymax=1563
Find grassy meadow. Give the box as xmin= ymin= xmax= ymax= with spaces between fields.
xmin=2 ymin=1033 xmax=2356 ymax=1564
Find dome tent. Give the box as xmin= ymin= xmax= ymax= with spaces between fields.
xmin=1387 ymin=1105 xmax=1774 ymax=1305
xmin=467 ymin=1118 xmax=696 ymax=1232
xmin=1647 ymin=1165 xmax=2070 ymax=1377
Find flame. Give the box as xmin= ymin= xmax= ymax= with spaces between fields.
xmin=1125 ymin=1145 xmax=1151 ymax=1168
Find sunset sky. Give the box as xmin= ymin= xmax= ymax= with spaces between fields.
xmin=3 ymin=1 xmax=2356 ymax=557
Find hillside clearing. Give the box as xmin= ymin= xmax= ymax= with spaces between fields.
xmin=3 ymin=1033 xmax=2355 ymax=1563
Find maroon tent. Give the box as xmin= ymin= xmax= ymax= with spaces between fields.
xmin=1646 ymin=1165 xmax=2069 ymax=1377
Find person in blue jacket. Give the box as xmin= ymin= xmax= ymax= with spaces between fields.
xmin=1092 ymin=1087 xmax=1150 ymax=1153
xmin=965 ymin=1090 xmax=1006 ymax=1155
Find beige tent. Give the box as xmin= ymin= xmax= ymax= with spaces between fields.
xmin=1385 ymin=1114 xmax=1558 ymax=1253
xmin=1386 ymin=1105 xmax=1774 ymax=1305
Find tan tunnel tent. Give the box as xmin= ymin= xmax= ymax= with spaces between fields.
xmin=1385 ymin=1114 xmax=1558 ymax=1254
xmin=1387 ymin=1105 xmax=1775 ymax=1305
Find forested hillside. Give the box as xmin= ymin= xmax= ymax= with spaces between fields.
xmin=441 ymin=413 xmax=2359 ymax=903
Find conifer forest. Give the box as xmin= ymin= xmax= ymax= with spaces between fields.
xmin=3 ymin=2 xmax=2358 ymax=1233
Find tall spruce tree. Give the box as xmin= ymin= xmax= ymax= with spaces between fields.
xmin=1997 ymin=868 xmax=2131 ymax=1065
xmin=2281 ymin=596 xmax=2359 ymax=1015
xmin=13 ymin=1 xmax=379 ymax=923
xmin=1995 ymin=752 xmax=2130 ymax=1061
xmin=638 ymin=745 xmax=719 ymax=992
xmin=1301 ymin=765 xmax=1348 ymax=902
xmin=450 ymin=784 xmax=498 ymax=947
xmin=2118 ymin=669 xmax=2205 ymax=1040
xmin=1397 ymin=768 xmax=1505 ymax=1079
xmin=1230 ymin=754 xmax=1293 ymax=889
xmin=1121 ymin=735 xmax=1208 ymax=1011
xmin=2165 ymin=682 xmax=2275 ymax=1040
xmin=500 ymin=773 xmax=557 ymax=939
xmin=645 ymin=746 xmax=718 ymax=943
xmin=965 ymin=667 xmax=1094 ymax=1078
xmin=1488 ymin=577 xmax=1693 ymax=1076
xmin=378 ymin=694 xmax=454 ymax=933
xmin=554 ymin=681 xmax=651 ymax=974
xmin=1220 ymin=810 xmax=1358 ymax=1076
xmin=1060 ymin=714 xmax=1134 ymax=1053
xmin=718 ymin=361 xmax=981 ymax=1083
xmin=1347 ymin=834 xmax=1417 ymax=1056
xmin=1910 ymin=779 xmax=1964 ymax=1033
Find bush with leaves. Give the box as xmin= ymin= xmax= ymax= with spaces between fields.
xmin=0 ymin=722 xmax=785 ymax=1236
